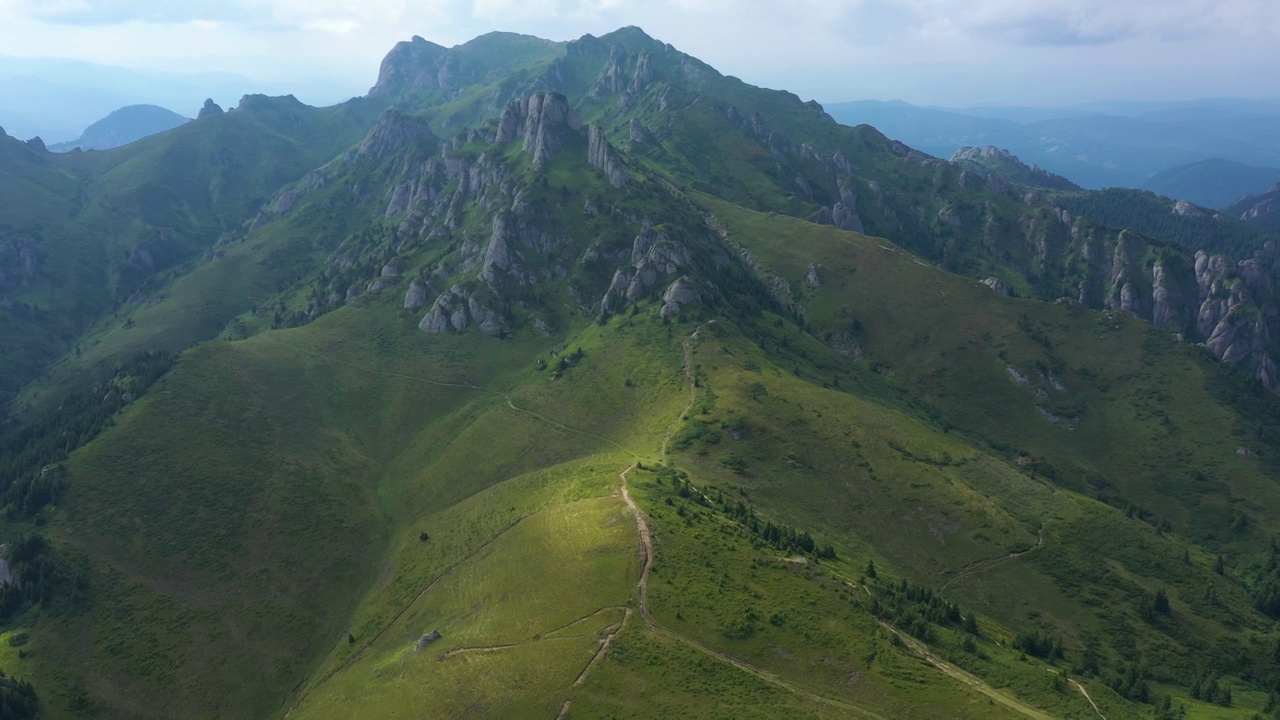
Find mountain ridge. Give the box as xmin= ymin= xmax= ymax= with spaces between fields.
xmin=3 ymin=26 xmax=1280 ymax=720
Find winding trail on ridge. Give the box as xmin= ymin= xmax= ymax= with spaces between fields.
xmin=278 ymin=327 xmax=1058 ymax=719
xmin=941 ymin=532 xmax=1045 ymax=591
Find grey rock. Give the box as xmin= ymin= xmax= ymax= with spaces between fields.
xmin=198 ymin=99 xmax=224 ymax=118
xmin=415 ymin=630 xmax=442 ymax=651
xmin=496 ymin=92 xmax=582 ymax=167
xmin=832 ymin=202 xmax=863 ymax=232
xmin=403 ymin=279 xmax=430 ymax=309
xmin=587 ymin=124 xmax=627 ymax=189
xmin=805 ymin=264 xmax=822 ymax=288
xmin=629 ymin=52 xmax=654 ymax=93
xmin=1173 ymin=200 xmax=1205 ymax=218
xmin=982 ymin=277 xmax=1010 ymax=295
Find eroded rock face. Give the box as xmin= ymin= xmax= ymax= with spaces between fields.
xmin=599 ymin=226 xmax=698 ymax=314
xmin=419 ymin=285 xmax=504 ymax=335
xmin=197 ymin=99 xmax=224 ymax=118
xmin=660 ymin=277 xmax=701 ymax=318
xmin=495 ymin=92 xmax=581 ymax=167
xmin=368 ymin=36 xmax=449 ymax=96
xmin=403 ymin=279 xmax=430 ymax=309
xmin=587 ymin=124 xmax=627 ymax=189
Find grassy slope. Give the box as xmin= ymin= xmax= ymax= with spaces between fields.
xmin=3 ymin=96 xmax=387 ymax=417
xmin=692 ymin=197 xmax=1280 ymax=707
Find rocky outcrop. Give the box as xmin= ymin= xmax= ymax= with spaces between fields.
xmin=1192 ymin=250 xmax=1280 ymax=388
xmin=403 ymin=279 xmax=430 ymax=309
xmin=586 ymin=125 xmax=627 ymax=189
xmin=982 ymin=277 xmax=1010 ymax=295
xmin=419 ymin=285 xmax=504 ymax=335
xmin=628 ymin=119 xmax=652 ymax=147
xmin=1173 ymin=200 xmax=1205 ymax=218
xmin=359 ymin=110 xmax=439 ymax=165
xmin=369 ymin=36 xmax=449 ymax=96
xmin=630 ymin=53 xmax=654 ymax=93
xmin=660 ymin=277 xmax=701 ymax=318
xmin=0 ymin=235 xmax=43 ymax=292
xmin=592 ymin=44 xmax=629 ymax=97
xmin=197 ymin=99 xmax=223 ymax=118
xmin=495 ymin=92 xmax=581 ymax=167
xmin=25 ymin=137 xmax=45 ymax=152
xmin=951 ymin=146 xmax=1080 ymax=191
xmin=600 ymin=226 xmax=696 ymax=314
xmin=830 ymin=180 xmax=863 ymax=232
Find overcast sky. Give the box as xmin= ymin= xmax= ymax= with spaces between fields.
xmin=0 ymin=0 xmax=1276 ymax=107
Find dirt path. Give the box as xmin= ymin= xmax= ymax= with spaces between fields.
xmin=941 ymin=532 xmax=1044 ymax=591
xmin=1069 ymin=678 xmax=1107 ymax=720
xmin=660 ymin=322 xmax=710 ymax=456
xmin=617 ymin=464 xmax=873 ymax=716
xmin=573 ymin=611 xmax=630 ymax=686
xmin=880 ymin=621 xmax=1056 ymax=720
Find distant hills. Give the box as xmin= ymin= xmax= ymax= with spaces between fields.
xmin=0 ymin=54 xmax=361 ymax=143
xmin=826 ymin=99 xmax=1280 ymax=195
xmin=47 ymin=104 xmax=189 ymax=152
xmin=1228 ymin=182 xmax=1280 ymax=229
xmin=1142 ymin=158 xmax=1280 ymax=209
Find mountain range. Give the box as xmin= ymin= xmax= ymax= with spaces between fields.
xmin=2 ymin=27 xmax=1280 ymax=719
xmin=825 ymin=99 xmax=1280 ymax=206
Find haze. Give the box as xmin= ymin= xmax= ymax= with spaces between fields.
xmin=0 ymin=0 xmax=1276 ymax=141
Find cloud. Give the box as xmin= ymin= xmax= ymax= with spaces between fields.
xmin=893 ymin=0 xmax=1278 ymax=46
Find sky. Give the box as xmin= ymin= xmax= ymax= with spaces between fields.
xmin=0 ymin=0 xmax=1277 ymax=109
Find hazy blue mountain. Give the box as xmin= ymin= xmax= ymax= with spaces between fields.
xmin=825 ymin=99 xmax=1280 ymax=191
xmin=47 ymin=104 xmax=189 ymax=152
xmin=1228 ymin=182 xmax=1280 ymax=229
xmin=0 ymin=55 xmax=363 ymax=143
xmin=1143 ymin=159 xmax=1280 ymax=209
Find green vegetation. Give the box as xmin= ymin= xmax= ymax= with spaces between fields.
xmin=5 ymin=24 xmax=1280 ymax=720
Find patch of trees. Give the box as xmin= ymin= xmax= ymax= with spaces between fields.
xmin=1109 ymin=661 xmax=1152 ymax=703
xmin=653 ymin=465 xmax=835 ymax=559
xmin=0 ymin=351 xmax=173 ymax=519
xmin=1137 ymin=588 xmax=1172 ymax=622
xmin=0 ymin=534 xmax=87 ymax=622
xmin=0 ymin=670 xmax=37 ymax=719
xmin=1188 ymin=671 xmax=1232 ymax=707
xmin=1250 ymin=541 xmax=1280 ymax=619
xmin=1058 ymin=189 xmax=1278 ymax=260
xmin=1014 ymin=629 xmax=1065 ymax=660
xmin=874 ymin=579 xmax=969 ymax=643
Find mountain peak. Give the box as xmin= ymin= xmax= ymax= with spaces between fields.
xmin=952 ymin=145 xmax=1081 ymax=191
xmin=369 ymin=35 xmax=449 ymax=96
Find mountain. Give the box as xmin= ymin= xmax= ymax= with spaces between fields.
xmin=4 ymin=27 xmax=1280 ymax=720
xmin=46 ymin=105 xmax=189 ymax=152
xmin=1228 ymin=182 xmax=1280 ymax=230
xmin=1143 ymin=159 xmax=1280 ymax=209
xmin=825 ymin=99 xmax=1280 ymax=191
xmin=0 ymin=55 xmax=362 ymax=143
xmin=950 ymin=146 xmax=1081 ymax=191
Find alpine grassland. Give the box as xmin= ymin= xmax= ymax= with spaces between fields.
xmin=4 ymin=24 xmax=1280 ymax=720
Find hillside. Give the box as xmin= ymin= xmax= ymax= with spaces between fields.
xmin=826 ymin=99 xmax=1280 ymax=192
xmin=1228 ymin=183 xmax=1280 ymax=230
xmin=1143 ymin=159 xmax=1280 ymax=210
xmin=46 ymin=104 xmax=189 ymax=153
xmin=3 ymin=26 xmax=1280 ymax=720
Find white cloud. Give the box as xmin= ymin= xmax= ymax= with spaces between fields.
xmin=0 ymin=0 xmax=1274 ymax=106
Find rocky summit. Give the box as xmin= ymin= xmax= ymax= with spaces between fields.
xmin=0 ymin=25 xmax=1279 ymax=720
